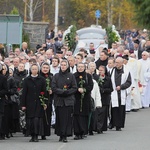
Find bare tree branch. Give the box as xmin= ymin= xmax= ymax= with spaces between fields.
xmin=33 ymin=0 xmax=42 ymax=13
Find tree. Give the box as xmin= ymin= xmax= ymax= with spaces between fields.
xmin=10 ymin=6 xmax=19 ymax=15
xmin=130 ymin=0 xmax=150 ymax=29
xmin=23 ymin=0 xmax=43 ymax=21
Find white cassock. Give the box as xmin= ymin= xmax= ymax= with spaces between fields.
xmin=138 ymin=59 xmax=150 ymax=107
xmin=143 ymin=67 xmax=150 ymax=107
xmin=128 ymin=58 xmax=142 ymax=110
xmin=124 ymin=59 xmax=135 ymax=111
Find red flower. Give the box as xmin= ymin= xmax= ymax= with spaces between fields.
xmin=45 ymin=74 xmax=48 ymax=78
xmin=40 ymin=92 xmax=45 ymax=95
xmin=17 ymin=88 xmax=21 ymax=91
xmin=101 ymin=74 xmax=105 ymax=77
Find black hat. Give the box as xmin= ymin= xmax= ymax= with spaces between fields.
xmin=36 ymin=44 xmax=42 ymax=50
xmin=122 ymin=55 xmax=129 ymax=60
xmin=134 ymin=39 xmax=140 ymax=45
xmin=90 ymin=50 xmax=95 ymax=54
xmin=56 ymin=51 xmax=63 ymax=54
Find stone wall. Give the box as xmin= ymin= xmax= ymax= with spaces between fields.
xmin=23 ymin=21 xmax=49 ymax=50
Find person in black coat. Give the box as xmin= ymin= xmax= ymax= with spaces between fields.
xmin=95 ymin=50 xmax=108 ymax=69
xmin=14 ymin=63 xmax=27 ymax=135
xmin=40 ymin=62 xmax=53 ymax=140
xmin=21 ymin=63 xmax=47 ymax=142
xmin=97 ymin=65 xmax=113 ymax=133
xmin=73 ymin=62 xmax=93 ymax=140
xmin=0 ymin=63 xmax=8 ymax=140
xmin=14 ymin=63 xmax=27 ymax=89
xmin=1 ymin=64 xmax=19 ymax=138
xmin=52 ymin=59 xmax=77 ymax=143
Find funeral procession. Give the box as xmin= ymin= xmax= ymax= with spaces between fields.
xmin=0 ymin=0 xmax=150 ymax=150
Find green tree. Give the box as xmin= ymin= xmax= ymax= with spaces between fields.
xmin=131 ymin=0 xmax=150 ymax=29
xmin=10 ymin=6 xmax=19 ymax=14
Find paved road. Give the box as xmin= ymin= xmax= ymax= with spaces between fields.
xmin=0 ymin=108 xmax=150 ymax=150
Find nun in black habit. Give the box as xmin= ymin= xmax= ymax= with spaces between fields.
xmin=21 ymin=63 xmax=47 ymax=142
xmin=52 ymin=59 xmax=77 ymax=143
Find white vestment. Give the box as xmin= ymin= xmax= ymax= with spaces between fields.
xmin=141 ymin=67 xmax=150 ymax=107
xmin=111 ymin=66 xmax=131 ymax=108
xmin=138 ymin=59 xmax=150 ymax=107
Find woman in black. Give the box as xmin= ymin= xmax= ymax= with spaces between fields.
xmin=14 ymin=63 xmax=27 ymax=89
xmin=0 ymin=64 xmax=8 ymax=140
xmin=73 ymin=62 xmax=93 ymax=140
xmin=52 ymin=59 xmax=77 ymax=143
xmin=40 ymin=62 xmax=53 ymax=140
xmin=21 ymin=63 xmax=46 ymax=142
xmin=98 ymin=65 xmax=113 ymax=132
xmin=3 ymin=64 xmax=20 ymax=137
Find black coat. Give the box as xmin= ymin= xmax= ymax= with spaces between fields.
xmin=14 ymin=69 xmax=27 ymax=88
xmin=95 ymin=58 xmax=108 ymax=69
xmin=74 ymin=72 xmax=93 ymax=116
xmin=6 ymin=76 xmax=17 ymax=105
xmin=0 ymin=74 xmax=8 ymax=114
xmin=21 ymin=75 xmax=46 ymax=118
xmin=99 ymin=76 xmax=113 ymax=106
xmin=40 ymin=72 xmax=53 ymax=105
xmin=52 ymin=70 xmax=77 ymax=107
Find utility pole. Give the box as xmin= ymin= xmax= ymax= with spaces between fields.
xmin=54 ymin=0 xmax=59 ymax=34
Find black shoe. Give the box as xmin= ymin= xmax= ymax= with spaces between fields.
xmin=0 ymin=135 xmax=5 ymax=140
xmin=59 ymin=136 xmax=63 ymax=142
xmin=82 ymin=135 xmax=87 ymax=138
xmin=62 ymin=137 xmax=68 ymax=143
xmin=89 ymin=131 xmax=94 ymax=135
xmin=116 ymin=127 xmax=122 ymax=131
xmin=74 ymin=135 xmax=80 ymax=140
xmin=0 ymin=136 xmax=5 ymax=140
xmin=41 ymin=136 xmax=46 ymax=140
xmin=29 ymin=136 xmax=34 ymax=142
xmin=108 ymin=124 xmax=114 ymax=129
xmin=6 ymin=134 xmax=10 ymax=138
xmin=132 ymin=109 xmax=139 ymax=112
xmin=34 ymin=135 xmax=39 ymax=142
xmin=97 ymin=130 xmax=103 ymax=134
xmin=80 ymin=135 xmax=84 ymax=139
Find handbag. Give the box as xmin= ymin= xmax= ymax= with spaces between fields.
xmin=10 ymin=94 xmax=20 ymax=105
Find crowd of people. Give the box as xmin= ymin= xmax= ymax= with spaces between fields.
xmin=0 ymin=28 xmax=150 ymax=143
